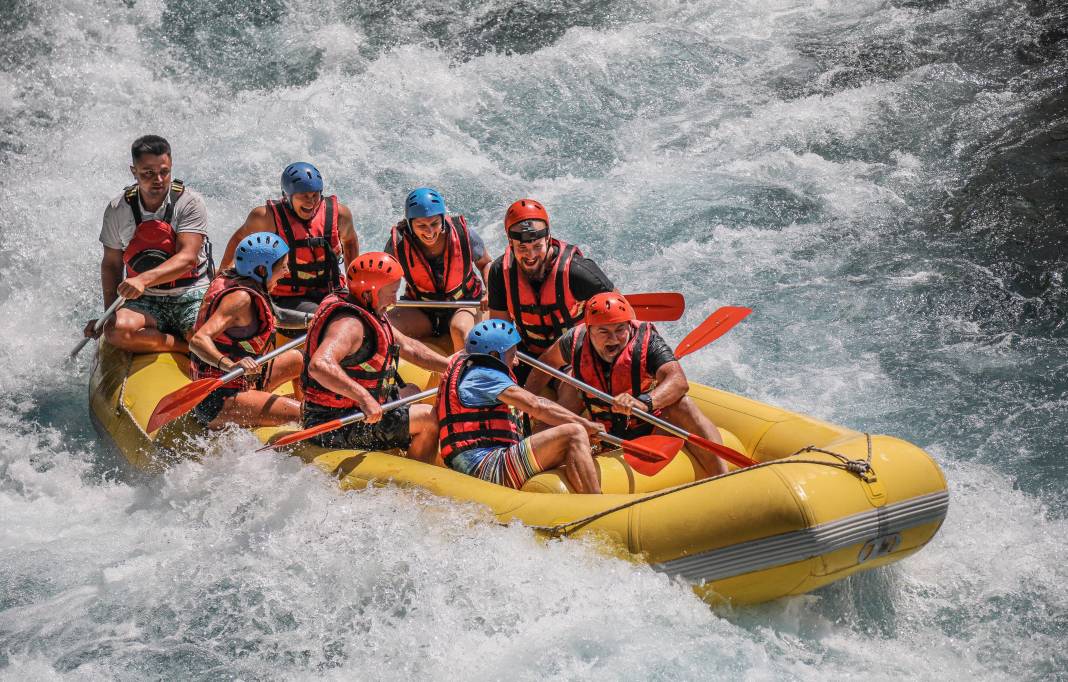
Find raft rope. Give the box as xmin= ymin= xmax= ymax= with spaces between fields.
xmin=528 ymin=433 xmax=875 ymax=538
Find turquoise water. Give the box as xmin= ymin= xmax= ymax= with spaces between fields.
xmin=1 ymin=0 xmax=1066 ymax=678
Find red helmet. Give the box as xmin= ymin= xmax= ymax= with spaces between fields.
xmin=584 ymin=292 xmax=635 ymax=327
xmin=504 ymin=199 xmax=550 ymax=242
xmin=347 ymin=252 xmax=402 ymax=308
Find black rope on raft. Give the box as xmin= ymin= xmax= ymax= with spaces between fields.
xmin=527 ymin=433 xmax=876 ymax=538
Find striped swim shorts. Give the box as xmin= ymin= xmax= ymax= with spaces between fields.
xmin=447 ymin=438 xmax=541 ymax=489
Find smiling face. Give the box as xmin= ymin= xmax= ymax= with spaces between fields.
xmin=265 ymin=257 xmax=290 ymax=293
xmin=130 ymin=153 xmax=172 ymax=207
xmin=588 ymin=322 xmax=633 ymax=363
xmin=409 ymin=215 xmax=444 ymax=247
xmin=288 ymin=190 xmax=322 ymax=220
xmin=509 ymin=229 xmax=551 ymax=280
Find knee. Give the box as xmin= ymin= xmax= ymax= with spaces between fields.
xmin=561 ymin=423 xmax=588 ymax=449
xmin=449 ymin=313 xmax=473 ymax=336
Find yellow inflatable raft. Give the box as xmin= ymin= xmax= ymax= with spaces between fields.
xmin=89 ymin=341 xmax=948 ymax=605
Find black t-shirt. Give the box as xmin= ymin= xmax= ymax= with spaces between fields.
xmin=486 ymin=245 xmax=615 ymax=312
xmin=559 ymin=325 xmax=677 ymax=378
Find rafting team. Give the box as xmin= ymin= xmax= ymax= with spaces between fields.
xmin=84 ymin=135 xmax=728 ymax=494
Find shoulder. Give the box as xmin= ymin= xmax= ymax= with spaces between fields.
xmin=174 ymin=185 xmax=207 ymax=210
xmin=567 ymin=255 xmax=614 ymax=291
xmin=104 ymin=190 xmax=132 ymax=215
xmin=335 ymin=200 xmax=353 ymax=219
xmin=217 ymin=288 xmax=252 ymax=308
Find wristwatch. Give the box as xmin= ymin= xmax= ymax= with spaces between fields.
xmin=637 ymin=392 xmax=655 ymax=412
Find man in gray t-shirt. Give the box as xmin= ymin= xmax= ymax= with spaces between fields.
xmin=83 ymin=135 xmax=213 ymax=354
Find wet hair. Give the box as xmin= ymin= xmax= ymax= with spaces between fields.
xmin=131 ymin=135 xmax=171 ymax=162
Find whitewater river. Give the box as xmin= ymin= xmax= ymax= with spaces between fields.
xmin=2 ymin=0 xmax=1066 ymax=678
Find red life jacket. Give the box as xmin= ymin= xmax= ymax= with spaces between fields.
xmin=301 ymin=293 xmax=400 ymax=409
xmin=122 ymin=180 xmax=211 ymax=290
xmin=501 ymin=238 xmax=583 ymax=355
xmin=189 ymin=271 xmax=276 ymax=391
xmin=569 ymin=321 xmax=658 ymax=439
xmin=436 ymin=352 xmax=523 ymax=466
xmin=390 ymin=215 xmax=484 ymax=301
xmin=267 ymin=195 xmax=343 ymax=299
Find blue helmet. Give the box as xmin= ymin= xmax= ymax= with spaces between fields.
xmin=465 ymin=320 xmax=521 ymax=357
xmin=404 ymin=187 xmax=446 ymax=221
xmin=281 ymin=162 xmax=323 ymax=197
xmin=235 ymin=231 xmax=289 ymax=285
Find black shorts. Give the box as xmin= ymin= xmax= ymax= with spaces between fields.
xmin=303 ymin=402 xmax=412 ymax=451
xmin=424 ymin=308 xmax=453 ymax=337
xmin=191 ymin=387 xmax=240 ymax=426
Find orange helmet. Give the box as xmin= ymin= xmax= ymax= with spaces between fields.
xmin=504 ymin=199 xmax=550 ymax=242
xmin=347 ymin=252 xmax=402 ymax=308
xmin=584 ymin=292 xmax=635 ymax=326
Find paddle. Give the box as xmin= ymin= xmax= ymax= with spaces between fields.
xmin=623 ymin=292 xmax=685 ymax=322
xmin=255 ymin=388 xmax=439 ymax=452
xmin=599 ymin=432 xmax=684 ymax=476
xmin=518 ymin=352 xmax=757 ymax=469
xmin=146 ymin=334 xmax=307 ymax=433
xmin=675 ymin=306 xmax=752 ymax=358
xmin=69 ymin=297 xmax=126 ymax=360
xmin=391 ymin=293 xmax=685 ymax=322
xmin=391 ymin=301 xmax=480 ymax=310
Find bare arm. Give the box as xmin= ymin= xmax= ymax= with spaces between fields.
xmin=308 ymin=315 xmax=385 ymax=421
xmin=189 ymin=291 xmax=258 ymax=372
xmin=101 ymin=247 xmax=125 ymax=307
xmin=611 ymin=360 xmax=688 ymax=415
xmin=117 ymin=232 xmax=205 ymax=300
xmin=393 ymin=326 xmax=450 ymax=374
xmin=337 ymin=204 xmax=360 ymax=266
xmin=556 ymin=381 xmax=587 ymax=417
xmin=523 ymin=338 xmax=566 ymax=395
xmin=497 ymin=385 xmax=600 ymax=434
xmin=220 ymin=207 xmax=275 ymax=271
xmin=647 ymin=361 xmax=688 ymax=410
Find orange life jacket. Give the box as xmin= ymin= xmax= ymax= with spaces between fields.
xmin=301 ymin=293 xmax=400 ymax=409
xmin=189 ymin=272 xmax=276 ymax=391
xmin=501 ymin=238 xmax=582 ymax=355
xmin=436 ymin=353 xmax=523 ymax=466
xmin=267 ymin=195 xmax=343 ymax=299
xmin=122 ymin=180 xmax=212 ymax=289
xmin=390 ymin=215 xmax=484 ymax=301
xmin=569 ymin=320 xmax=658 ymax=439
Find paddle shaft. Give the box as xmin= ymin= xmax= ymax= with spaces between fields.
xmin=337 ymin=388 xmax=438 ymax=427
xmin=391 ymin=300 xmax=480 ymax=310
xmin=518 ymin=351 xmax=756 ymax=467
xmin=70 ymin=296 xmax=127 ymax=359
xmin=215 ymin=334 xmax=307 ymax=383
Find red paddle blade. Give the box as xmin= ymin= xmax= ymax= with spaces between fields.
xmin=674 ymin=306 xmax=752 ymax=358
xmin=256 ymin=419 xmax=344 ymax=452
xmin=686 ymin=432 xmax=757 ymax=468
xmin=146 ymin=378 xmax=223 ymax=433
xmin=619 ymin=435 xmax=684 ymax=476
xmin=624 ymin=292 xmax=685 ymax=322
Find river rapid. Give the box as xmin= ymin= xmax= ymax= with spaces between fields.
xmin=1 ymin=0 xmax=1066 ymax=679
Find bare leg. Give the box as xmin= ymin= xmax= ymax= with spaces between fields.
xmin=263 ymin=348 xmax=304 ymax=396
xmin=209 ymin=391 xmax=301 ymax=429
xmin=448 ymin=308 xmax=478 ymax=353
xmin=405 ymin=403 xmax=439 ymax=463
xmin=104 ymin=308 xmax=188 ymax=354
xmin=659 ymin=396 xmax=728 ymax=476
xmin=387 ymin=307 xmax=433 ymax=340
xmin=527 ymin=423 xmax=601 ymax=494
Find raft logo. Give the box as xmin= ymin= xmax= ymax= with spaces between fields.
xmin=857 ymin=533 xmax=902 ymax=563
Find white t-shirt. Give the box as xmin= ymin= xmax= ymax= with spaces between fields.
xmin=99 ymin=183 xmax=212 ymax=296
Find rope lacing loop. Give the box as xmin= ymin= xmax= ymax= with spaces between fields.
xmin=787 ymin=433 xmax=875 ymax=482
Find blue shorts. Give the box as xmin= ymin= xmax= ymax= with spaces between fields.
xmin=447 ymin=438 xmax=541 ymax=489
